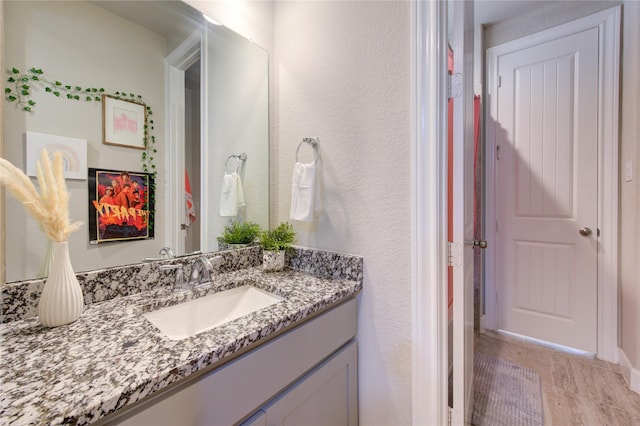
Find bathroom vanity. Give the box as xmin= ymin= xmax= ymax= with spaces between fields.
xmin=0 ymin=247 xmax=363 ymax=425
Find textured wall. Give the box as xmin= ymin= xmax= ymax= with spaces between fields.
xmin=273 ymin=1 xmax=412 ymax=423
xmin=620 ymin=0 xmax=640 ymax=368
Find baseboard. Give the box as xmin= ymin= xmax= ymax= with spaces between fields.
xmin=618 ymin=347 xmax=640 ymax=395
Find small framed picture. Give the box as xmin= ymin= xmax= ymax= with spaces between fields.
xmin=102 ymin=95 xmax=146 ymax=149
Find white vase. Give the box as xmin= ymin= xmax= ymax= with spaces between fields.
xmin=263 ymin=250 xmax=285 ymax=272
xmin=37 ymin=239 xmax=55 ymax=278
xmin=38 ymin=241 xmax=84 ymax=327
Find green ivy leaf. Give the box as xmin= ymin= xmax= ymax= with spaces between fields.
xmin=8 ymin=77 xmax=15 ymax=82
xmin=21 ymin=84 xmax=29 ymax=90
xmin=4 ymin=88 xmax=11 ymax=94
xmin=45 ymin=87 xmax=52 ymax=92
xmin=153 ymin=149 xmax=157 ymax=153
xmin=23 ymin=106 xmax=31 ymax=112
xmin=66 ymin=94 xmax=73 ymax=99
xmin=73 ymin=95 xmax=80 ymax=100
xmin=99 ymin=88 xmax=105 ymax=92
xmin=86 ymin=96 xmax=92 ymax=101
xmin=94 ymin=96 xmax=101 ymax=101
xmin=32 ymin=76 xmax=39 ymax=81
xmin=85 ymin=88 xmax=91 ymax=92
xmin=12 ymin=68 xmax=20 ymax=74
xmin=75 ymin=86 xmax=82 ymax=91
xmin=21 ymin=77 xmax=29 ymax=82
xmin=27 ymin=100 xmax=35 ymax=106
xmin=21 ymin=90 xmax=29 ymax=95
xmin=55 ymin=81 xmax=62 ymax=86
xmin=91 ymin=88 xmax=97 ymax=92
xmin=54 ymin=91 xmax=60 ymax=97
xmin=8 ymin=95 xmax=16 ymax=101
xmin=65 ymin=85 xmax=71 ymax=90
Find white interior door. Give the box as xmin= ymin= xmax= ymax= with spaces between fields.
xmin=166 ymin=30 xmax=202 ymax=255
xmin=451 ymin=0 xmax=474 ymax=424
xmin=492 ymin=28 xmax=599 ymax=353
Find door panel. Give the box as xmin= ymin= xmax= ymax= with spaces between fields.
xmin=451 ymin=0 xmax=474 ymax=424
xmin=495 ymin=28 xmax=598 ymax=353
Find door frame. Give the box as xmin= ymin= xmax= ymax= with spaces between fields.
xmin=410 ymin=1 xmax=449 ymax=424
xmin=484 ymin=6 xmax=621 ymax=362
xmin=165 ymin=29 xmax=202 ymax=254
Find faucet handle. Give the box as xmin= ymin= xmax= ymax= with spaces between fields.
xmin=159 ymin=246 xmax=175 ymax=259
xmin=209 ymin=255 xmax=223 ymax=269
xmin=160 ymin=264 xmax=188 ymax=292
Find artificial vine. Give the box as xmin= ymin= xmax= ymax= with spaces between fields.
xmin=4 ymin=67 xmax=157 ymax=227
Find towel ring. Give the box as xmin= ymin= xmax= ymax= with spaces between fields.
xmin=296 ymin=137 xmax=320 ymax=163
xmin=224 ymin=153 xmax=247 ymax=174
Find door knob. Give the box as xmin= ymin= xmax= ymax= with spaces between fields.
xmin=464 ymin=240 xmax=487 ymax=248
xmin=579 ymin=227 xmax=592 ymax=237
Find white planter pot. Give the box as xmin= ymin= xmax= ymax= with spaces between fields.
xmin=38 ymin=242 xmax=84 ymax=327
xmin=263 ymin=250 xmax=285 ymax=272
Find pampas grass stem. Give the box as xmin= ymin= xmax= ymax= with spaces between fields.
xmin=0 ymin=149 xmax=82 ymax=242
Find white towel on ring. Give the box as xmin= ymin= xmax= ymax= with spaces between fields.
xmin=289 ymin=162 xmax=321 ymax=222
xmin=219 ymin=172 xmax=245 ymax=216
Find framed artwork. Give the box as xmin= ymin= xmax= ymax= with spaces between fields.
xmin=88 ymin=168 xmax=154 ymax=244
xmin=102 ymin=95 xmax=146 ymax=149
xmin=25 ymin=131 xmax=87 ymax=180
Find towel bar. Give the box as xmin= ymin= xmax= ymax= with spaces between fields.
xmin=296 ymin=137 xmax=320 ymax=163
xmin=224 ymin=153 xmax=247 ymax=174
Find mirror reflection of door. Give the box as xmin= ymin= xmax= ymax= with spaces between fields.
xmin=184 ymin=59 xmax=201 ymax=254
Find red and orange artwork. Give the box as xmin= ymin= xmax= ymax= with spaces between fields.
xmin=88 ymin=168 xmax=154 ymax=244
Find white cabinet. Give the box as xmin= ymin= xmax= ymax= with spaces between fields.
xmin=258 ymin=341 xmax=358 ymax=426
xmin=103 ymin=299 xmax=357 ymax=426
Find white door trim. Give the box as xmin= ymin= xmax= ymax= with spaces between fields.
xmin=485 ymin=6 xmax=620 ymax=362
xmin=411 ymin=1 xmax=449 ymax=425
xmin=165 ymin=29 xmax=202 ymax=254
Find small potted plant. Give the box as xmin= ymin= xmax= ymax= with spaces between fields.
xmin=217 ymin=221 xmax=262 ymax=250
xmin=259 ymin=221 xmax=296 ymax=272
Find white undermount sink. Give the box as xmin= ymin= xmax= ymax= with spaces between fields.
xmin=143 ymin=285 xmax=284 ymax=340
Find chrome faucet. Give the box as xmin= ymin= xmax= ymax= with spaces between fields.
xmin=159 ymin=247 xmax=175 ymax=259
xmin=189 ymin=256 xmax=223 ymax=288
xmin=190 ymin=257 xmax=213 ymax=287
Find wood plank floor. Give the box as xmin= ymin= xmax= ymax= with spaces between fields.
xmin=474 ymin=331 xmax=640 ymax=426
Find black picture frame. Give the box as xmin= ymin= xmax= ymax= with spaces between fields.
xmin=88 ymin=168 xmax=154 ymax=244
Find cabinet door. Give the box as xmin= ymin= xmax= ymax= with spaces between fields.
xmin=264 ymin=341 xmax=358 ymax=426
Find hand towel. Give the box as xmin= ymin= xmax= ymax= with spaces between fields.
xmin=185 ymin=169 xmax=196 ymax=225
xmin=219 ymin=172 xmax=245 ymax=216
xmin=290 ymin=162 xmax=321 ymax=222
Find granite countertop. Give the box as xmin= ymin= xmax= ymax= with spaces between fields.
xmin=0 ymin=266 xmax=362 ymax=425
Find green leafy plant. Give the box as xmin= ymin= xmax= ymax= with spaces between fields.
xmin=4 ymin=67 xmax=157 ymax=228
xmin=259 ymin=222 xmax=296 ymax=252
xmin=217 ymin=221 xmax=261 ymax=245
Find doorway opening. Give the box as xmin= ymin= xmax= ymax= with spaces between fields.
xmin=184 ymin=59 xmax=201 ymax=254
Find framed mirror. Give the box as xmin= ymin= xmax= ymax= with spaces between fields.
xmin=3 ymin=0 xmax=269 ymax=283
